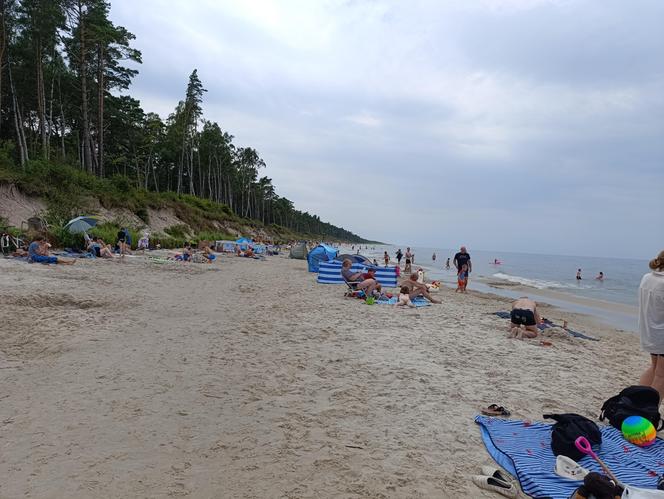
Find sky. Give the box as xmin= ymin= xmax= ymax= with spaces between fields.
xmin=110 ymin=0 xmax=664 ymax=259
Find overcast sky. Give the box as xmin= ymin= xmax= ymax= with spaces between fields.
xmin=110 ymin=0 xmax=663 ymax=259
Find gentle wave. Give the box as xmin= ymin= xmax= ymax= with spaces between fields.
xmin=491 ymin=272 xmax=593 ymax=290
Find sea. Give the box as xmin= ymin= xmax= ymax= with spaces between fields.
xmin=337 ymin=244 xmax=648 ymax=331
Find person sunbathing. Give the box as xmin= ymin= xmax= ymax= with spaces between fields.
xmin=362 ymin=268 xmax=382 ymax=293
xmin=88 ymin=237 xmax=114 ymax=258
xmin=401 ymin=272 xmax=441 ymax=303
xmin=341 ymin=259 xmax=379 ymax=299
xmin=28 ymin=236 xmax=75 ymax=265
xmin=509 ymin=297 xmax=541 ymax=339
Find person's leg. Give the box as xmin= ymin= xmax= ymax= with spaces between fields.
xmin=522 ymin=325 xmax=538 ymax=338
xmin=357 ymin=279 xmax=377 ymax=297
xmin=640 ymin=354 xmax=658 ymax=386
xmin=651 ymin=355 xmax=664 ymax=401
xmin=56 ymin=257 xmax=75 ymax=265
xmin=417 ymin=287 xmax=441 ymax=304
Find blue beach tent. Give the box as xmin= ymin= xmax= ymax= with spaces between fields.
xmin=236 ymin=237 xmax=253 ymax=250
xmin=307 ymin=244 xmax=339 ymax=272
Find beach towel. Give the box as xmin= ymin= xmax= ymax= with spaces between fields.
xmin=376 ymin=296 xmax=431 ymax=307
xmin=493 ymin=311 xmax=598 ymax=341
xmin=476 ymin=415 xmax=664 ymax=499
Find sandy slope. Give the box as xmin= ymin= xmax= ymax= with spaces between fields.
xmin=0 ymin=254 xmax=646 ymax=498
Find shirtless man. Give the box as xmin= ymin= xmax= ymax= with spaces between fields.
xmin=401 ymin=272 xmax=441 ymax=304
xmin=509 ymin=297 xmax=541 ymax=339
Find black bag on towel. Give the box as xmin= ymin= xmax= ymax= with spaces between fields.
xmin=544 ymin=413 xmax=602 ymax=461
xmin=599 ymin=385 xmax=664 ymax=431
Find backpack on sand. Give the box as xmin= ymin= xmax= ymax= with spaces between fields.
xmin=544 ymin=413 xmax=602 ymax=461
xmin=600 ymin=385 xmax=664 ymax=431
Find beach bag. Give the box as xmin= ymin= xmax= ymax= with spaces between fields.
xmin=544 ymin=413 xmax=602 ymax=461
xmin=599 ymin=386 xmax=664 ymax=431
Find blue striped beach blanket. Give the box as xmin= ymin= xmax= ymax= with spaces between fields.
xmin=376 ymin=297 xmax=431 ymax=308
xmin=476 ymin=415 xmax=664 ymax=498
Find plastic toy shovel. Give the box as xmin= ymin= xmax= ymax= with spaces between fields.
xmin=574 ymin=436 xmax=622 ymax=486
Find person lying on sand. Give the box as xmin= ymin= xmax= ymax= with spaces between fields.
xmin=341 ymin=259 xmax=379 ymax=299
xmin=28 ymin=236 xmax=75 ymax=265
xmin=88 ymin=237 xmax=114 ymax=258
xmin=401 ymin=273 xmax=441 ymax=303
xmin=509 ymin=297 xmax=541 ymax=339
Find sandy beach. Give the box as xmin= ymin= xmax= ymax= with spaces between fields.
xmin=0 ymin=254 xmax=648 ymax=498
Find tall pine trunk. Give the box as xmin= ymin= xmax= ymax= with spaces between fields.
xmin=97 ymin=44 xmax=104 ymax=177
xmin=78 ymin=2 xmax=92 ymax=173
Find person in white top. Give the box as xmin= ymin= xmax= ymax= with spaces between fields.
xmin=638 ymin=250 xmax=664 ymax=399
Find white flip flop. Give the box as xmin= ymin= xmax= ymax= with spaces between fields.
xmin=555 ymin=455 xmax=589 ymax=481
xmin=471 ymin=475 xmax=519 ymax=498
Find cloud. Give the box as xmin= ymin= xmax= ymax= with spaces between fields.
xmin=110 ymin=0 xmax=664 ymax=258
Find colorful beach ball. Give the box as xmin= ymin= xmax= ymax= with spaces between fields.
xmin=621 ymin=416 xmax=656 ymax=447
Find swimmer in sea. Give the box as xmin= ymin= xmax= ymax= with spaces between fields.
xmin=576 ymin=269 xmax=582 ymax=280
xmin=595 ymin=271 xmax=604 ymax=281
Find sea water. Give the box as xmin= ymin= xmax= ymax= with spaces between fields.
xmin=340 ymin=245 xmax=649 ymax=330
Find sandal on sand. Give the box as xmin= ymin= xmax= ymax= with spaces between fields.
xmin=555 ymin=455 xmax=589 ymax=481
xmin=481 ymin=466 xmax=514 ymax=484
xmin=472 ymin=475 xmax=518 ymax=498
xmin=482 ymin=404 xmax=511 ymax=417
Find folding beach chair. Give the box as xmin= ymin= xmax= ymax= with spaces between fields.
xmin=343 ymin=276 xmax=365 ymax=298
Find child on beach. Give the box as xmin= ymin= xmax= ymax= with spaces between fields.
xmin=383 ymin=251 xmax=389 ymax=266
xmin=395 ymin=286 xmax=415 ymax=308
xmin=456 ymin=264 xmax=469 ymax=293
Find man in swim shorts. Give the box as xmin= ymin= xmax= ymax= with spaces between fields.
xmin=401 ymin=272 xmax=441 ymax=304
xmin=509 ymin=297 xmax=541 ymax=339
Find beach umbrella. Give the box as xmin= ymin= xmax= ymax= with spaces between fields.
xmin=64 ymin=215 xmax=100 ymax=234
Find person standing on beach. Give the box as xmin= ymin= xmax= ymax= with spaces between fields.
xmin=396 ymin=249 xmax=403 ymax=266
xmin=576 ymin=269 xmax=582 ymax=280
xmin=404 ymin=247 xmax=413 ymax=274
xmin=383 ymin=251 xmax=389 ymax=266
xmin=445 ymin=258 xmax=450 ymax=270
xmin=432 ymin=252 xmax=436 ymax=262
xmin=453 ymin=246 xmax=472 ymax=275
xmin=637 ymin=251 xmax=664 ymax=398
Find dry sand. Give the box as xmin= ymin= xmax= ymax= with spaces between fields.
xmin=0 ymin=254 xmax=647 ymax=498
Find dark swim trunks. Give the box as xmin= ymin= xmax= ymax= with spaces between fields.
xmin=510 ymin=308 xmax=536 ymax=326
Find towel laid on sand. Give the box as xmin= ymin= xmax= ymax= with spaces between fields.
xmin=493 ymin=311 xmax=598 ymax=341
xmin=476 ymin=415 xmax=664 ymax=499
xmin=377 ymin=296 xmax=431 ymax=307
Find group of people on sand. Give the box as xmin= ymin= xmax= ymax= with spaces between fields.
xmin=341 ymin=258 xmax=441 ymax=306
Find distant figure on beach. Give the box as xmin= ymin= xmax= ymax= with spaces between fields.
xmin=456 ymin=264 xmax=469 ymax=293
xmin=116 ymin=228 xmax=132 ymax=254
xmin=401 ymin=272 xmax=441 ymax=304
xmin=432 ymin=252 xmax=436 ymax=262
xmin=383 ymin=251 xmax=389 ymax=266
xmin=341 ymin=259 xmax=379 ymax=299
xmin=373 ymin=258 xmax=378 ymax=266
xmin=576 ymin=269 xmax=582 ymax=280
xmin=454 ymin=246 xmax=471 ymax=274
xmin=445 ymin=258 xmax=450 ymax=270
xmin=596 ymin=272 xmax=604 ymax=281
xmin=396 ymin=249 xmax=403 ymax=265
xmin=395 ymin=285 xmax=415 ymax=308
xmin=28 ymin=236 xmax=75 ymax=265
xmin=638 ymin=250 xmax=664 ymax=398
xmin=404 ymin=247 xmax=413 ymax=274
xmin=88 ymin=237 xmax=114 ymax=258
xmin=509 ymin=297 xmax=541 ymax=339
xmin=493 ymin=258 xmax=501 ymax=265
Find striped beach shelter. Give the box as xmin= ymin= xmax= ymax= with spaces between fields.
xmin=317 ymin=261 xmax=398 ymax=287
